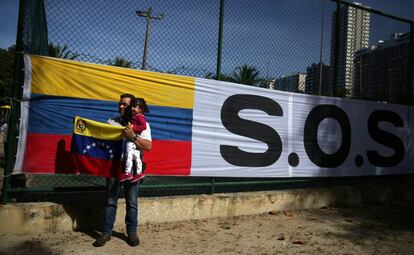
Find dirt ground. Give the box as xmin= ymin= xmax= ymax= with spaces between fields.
xmin=0 ymin=205 xmax=413 ymax=255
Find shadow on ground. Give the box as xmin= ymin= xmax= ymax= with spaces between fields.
xmin=0 ymin=240 xmax=53 ymax=255
xmin=306 ymin=204 xmax=414 ymax=251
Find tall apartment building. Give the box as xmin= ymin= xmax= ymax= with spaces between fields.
xmin=354 ymin=33 xmax=411 ymax=104
xmin=260 ymin=79 xmax=275 ymax=89
xmin=330 ymin=3 xmax=370 ymax=96
xmin=274 ymin=73 xmax=306 ymax=93
xmin=305 ymin=63 xmax=332 ymax=95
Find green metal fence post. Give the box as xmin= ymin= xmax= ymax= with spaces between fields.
xmin=332 ymin=0 xmax=341 ymax=97
xmin=318 ymin=0 xmax=326 ymax=96
xmin=216 ymin=0 xmax=225 ymax=80
xmin=1 ymin=0 xmax=25 ymax=204
xmin=210 ymin=177 xmax=215 ymax=194
xmin=408 ymin=23 xmax=413 ymax=105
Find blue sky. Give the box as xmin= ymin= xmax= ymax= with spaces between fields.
xmin=0 ymin=0 xmax=20 ymax=49
xmin=2 ymin=0 xmax=414 ymax=49
xmin=1 ymin=0 xmax=413 ymax=77
xmin=2 ymin=0 xmax=413 ymax=49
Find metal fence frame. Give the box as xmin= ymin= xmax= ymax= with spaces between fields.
xmin=1 ymin=0 xmax=413 ymax=204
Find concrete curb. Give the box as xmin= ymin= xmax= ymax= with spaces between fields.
xmin=0 ymin=183 xmax=412 ymax=235
xmin=0 ymin=187 xmax=358 ymax=235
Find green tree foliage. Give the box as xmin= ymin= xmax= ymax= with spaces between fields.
xmin=106 ymin=57 xmax=132 ymax=68
xmin=205 ymin=65 xmax=262 ymax=86
xmin=231 ymin=65 xmax=262 ymax=85
xmin=48 ymin=43 xmax=79 ymax=60
xmin=205 ymin=72 xmax=233 ymax=82
xmin=0 ymin=45 xmax=15 ymax=97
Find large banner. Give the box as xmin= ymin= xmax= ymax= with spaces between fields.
xmin=14 ymin=55 xmax=414 ymax=177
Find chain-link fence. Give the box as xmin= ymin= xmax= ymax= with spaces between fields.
xmin=2 ymin=0 xmax=414 ymax=202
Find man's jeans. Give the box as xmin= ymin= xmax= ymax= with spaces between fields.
xmin=102 ymin=178 xmax=139 ymax=235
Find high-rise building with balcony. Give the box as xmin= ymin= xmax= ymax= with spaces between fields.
xmin=330 ymin=3 xmax=370 ymax=96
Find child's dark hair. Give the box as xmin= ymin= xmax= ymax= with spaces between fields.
xmin=133 ymin=97 xmax=149 ymax=114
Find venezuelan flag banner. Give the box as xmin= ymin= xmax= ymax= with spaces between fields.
xmin=71 ymin=116 xmax=124 ymax=177
xmin=14 ymin=55 xmax=414 ymax=177
xmin=15 ymin=54 xmax=193 ymax=177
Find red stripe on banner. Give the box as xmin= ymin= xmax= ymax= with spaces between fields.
xmin=23 ymin=133 xmax=121 ymax=177
xmin=22 ymin=133 xmax=191 ymax=176
xmin=23 ymin=134 xmax=75 ymax=174
xmin=145 ymin=140 xmax=191 ymax=176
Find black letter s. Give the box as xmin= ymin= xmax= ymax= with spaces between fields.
xmin=367 ymin=110 xmax=405 ymax=167
xmin=220 ymin=94 xmax=283 ymax=167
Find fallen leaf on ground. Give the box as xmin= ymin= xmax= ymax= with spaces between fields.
xmin=292 ymin=240 xmax=305 ymax=245
xmin=220 ymin=224 xmax=231 ymax=230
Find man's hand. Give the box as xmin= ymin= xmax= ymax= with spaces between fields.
xmin=124 ymin=124 xmax=152 ymax=151
xmin=123 ymin=124 xmax=135 ymax=140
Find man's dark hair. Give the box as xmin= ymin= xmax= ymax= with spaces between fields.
xmin=119 ymin=93 xmax=135 ymax=125
xmin=120 ymin=93 xmax=136 ymax=102
xmin=133 ymin=97 xmax=149 ymax=114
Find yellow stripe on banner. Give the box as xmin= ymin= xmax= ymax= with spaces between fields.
xmin=74 ymin=116 xmax=124 ymax=141
xmin=30 ymin=55 xmax=195 ymax=109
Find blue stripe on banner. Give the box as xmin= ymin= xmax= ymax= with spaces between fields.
xmin=71 ymin=133 xmax=123 ymax=160
xmin=28 ymin=94 xmax=193 ymax=141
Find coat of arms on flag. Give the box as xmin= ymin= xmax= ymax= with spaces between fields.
xmin=71 ymin=116 xmax=125 ymax=177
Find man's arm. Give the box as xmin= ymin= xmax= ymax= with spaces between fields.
xmin=124 ymin=124 xmax=152 ymax=151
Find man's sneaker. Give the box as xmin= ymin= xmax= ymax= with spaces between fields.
xmin=127 ymin=233 xmax=140 ymax=246
xmin=131 ymin=173 xmax=145 ymax=183
xmin=93 ymin=233 xmax=111 ymax=247
xmin=119 ymin=173 xmax=133 ymax=182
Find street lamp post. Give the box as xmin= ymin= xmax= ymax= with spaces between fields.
xmin=136 ymin=7 xmax=164 ymax=70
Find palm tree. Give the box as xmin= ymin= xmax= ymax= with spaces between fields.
xmin=205 ymin=72 xmax=234 ymax=82
xmin=48 ymin=43 xmax=79 ymax=60
xmin=231 ymin=65 xmax=262 ymax=85
xmin=106 ymin=57 xmax=132 ymax=68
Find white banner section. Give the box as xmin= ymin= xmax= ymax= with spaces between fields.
xmin=191 ymin=78 xmax=413 ymax=177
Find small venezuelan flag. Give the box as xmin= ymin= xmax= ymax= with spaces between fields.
xmin=71 ymin=116 xmax=124 ymax=177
